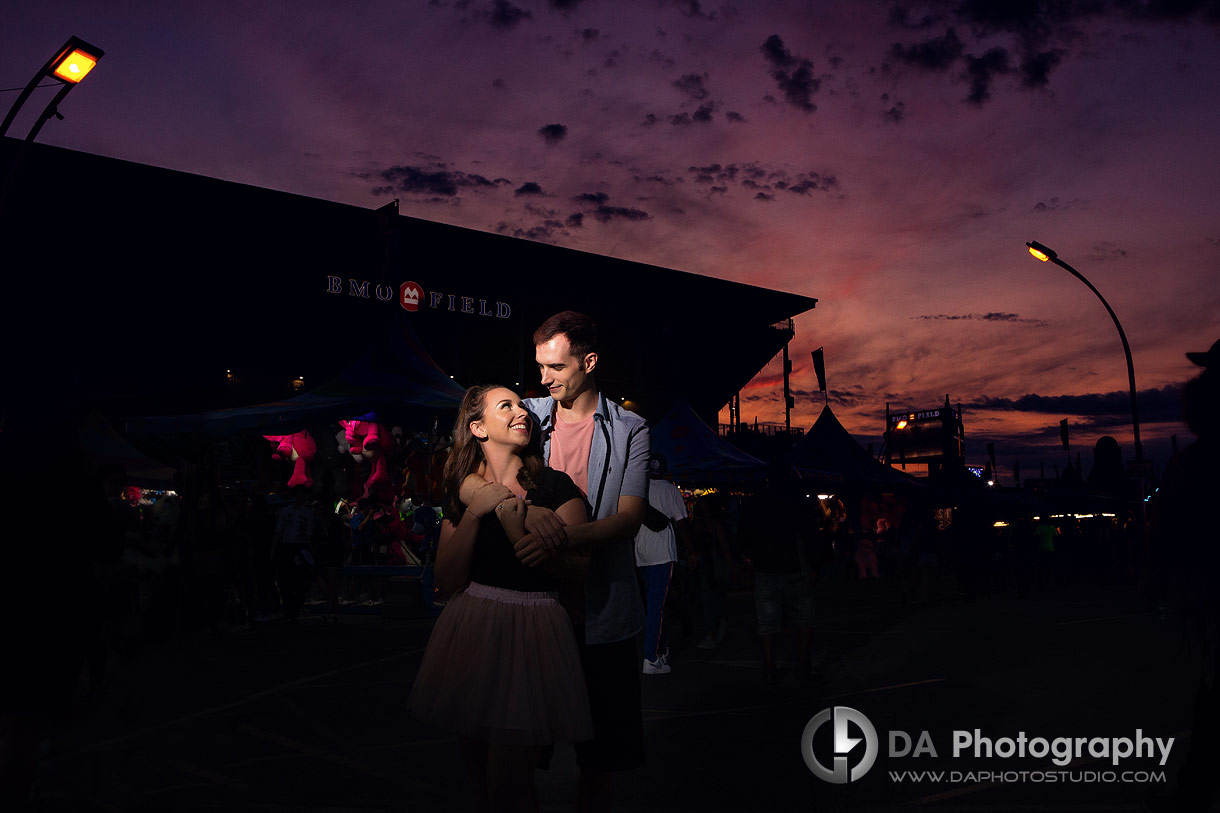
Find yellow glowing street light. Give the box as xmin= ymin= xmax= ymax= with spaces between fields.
xmin=1 ymin=36 xmax=105 ymax=141
xmin=1024 ymin=240 xmax=1143 ymax=461
xmin=51 ymin=45 xmax=101 ymax=84
xmin=1027 ymin=241 xmax=1054 ymax=263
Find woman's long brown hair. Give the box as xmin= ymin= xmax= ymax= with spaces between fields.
xmin=440 ymin=385 xmax=544 ymax=520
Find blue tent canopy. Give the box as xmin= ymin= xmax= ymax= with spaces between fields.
xmin=79 ymin=411 xmax=178 ymax=487
xmin=129 ymin=320 xmax=466 ymax=436
xmin=650 ymin=399 xmax=767 ymax=484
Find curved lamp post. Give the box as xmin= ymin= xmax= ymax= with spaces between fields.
xmin=1026 ymin=240 xmax=1143 ymax=462
xmin=1 ymin=36 xmax=104 ymax=141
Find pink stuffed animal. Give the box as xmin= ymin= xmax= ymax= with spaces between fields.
xmin=263 ymin=429 xmax=317 ymax=489
xmin=340 ymin=419 xmax=396 ymax=500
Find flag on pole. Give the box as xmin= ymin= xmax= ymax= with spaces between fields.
xmin=1060 ymin=419 xmax=1070 ymax=451
xmin=811 ymin=347 xmax=827 ymax=393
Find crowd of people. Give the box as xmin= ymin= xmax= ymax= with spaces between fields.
xmin=3 ymin=320 xmax=1216 ymax=813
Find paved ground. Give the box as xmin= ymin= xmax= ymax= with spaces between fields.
xmin=26 ymin=569 xmax=1212 ymax=812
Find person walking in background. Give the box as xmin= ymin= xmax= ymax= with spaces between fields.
xmin=410 ymin=384 xmax=591 ymax=813
xmin=271 ymin=485 xmax=316 ymax=622
xmin=738 ymin=461 xmax=821 ymax=685
xmin=691 ymin=494 xmax=736 ymax=650
xmin=633 ymin=453 xmax=690 ymax=675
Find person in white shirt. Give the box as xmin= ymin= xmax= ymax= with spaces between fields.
xmin=634 ymin=453 xmax=690 ymax=675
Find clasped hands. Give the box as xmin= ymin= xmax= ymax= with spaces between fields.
xmin=462 ymin=476 xmax=568 ymax=567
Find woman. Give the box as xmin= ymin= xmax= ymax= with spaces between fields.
xmin=408 ymin=385 xmax=591 ymax=813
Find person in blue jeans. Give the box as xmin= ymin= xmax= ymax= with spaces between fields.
xmin=634 ymin=453 xmax=690 ymax=674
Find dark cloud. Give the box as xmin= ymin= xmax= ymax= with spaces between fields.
xmin=517 ymin=219 xmax=566 ymax=241
xmin=566 ymin=191 xmax=650 ymax=223
xmin=591 ymin=204 xmax=650 ymax=223
xmin=642 ymin=113 xmax=660 ymax=126
xmin=888 ymin=4 xmax=944 ymax=29
xmin=689 ymin=163 xmax=738 ymax=184
xmin=879 ymin=0 xmax=1220 ymax=105
xmin=491 ymin=78 xmax=507 ymax=90
xmin=890 ymin=28 xmax=963 ymax=71
xmin=726 ymin=111 xmax=746 ymax=123
xmin=760 ymin=35 xmax=819 ymax=113
xmin=1031 ymin=196 xmax=1088 ymax=213
xmin=1085 ymin=242 xmax=1130 ymax=262
xmin=685 ymin=162 xmax=842 ymax=200
xmin=673 ymin=73 xmax=710 ymax=100
xmin=514 ymin=181 xmax=545 ymax=196
xmin=676 ymin=0 xmax=717 ymax=20
xmin=669 ymin=105 xmax=715 ymax=125
xmin=579 ymin=27 xmax=600 ymax=42
xmin=538 ymin=123 xmax=569 ymax=144
xmin=378 ymin=164 xmax=497 ymax=198
xmin=882 ymin=98 xmax=906 ymax=123
xmin=953 ymin=0 xmax=1055 ymax=40
xmin=488 ymin=0 xmax=532 ymax=30
xmin=549 ymin=0 xmax=587 ymax=11
xmin=637 ymin=172 xmax=682 ymax=186
xmin=650 ymin=49 xmax=677 ymax=69
xmin=914 ymin=312 xmax=1049 ymax=326
xmin=968 ymin=385 xmax=1184 ymax=424
xmin=495 ymin=217 xmax=566 ymax=239
xmin=1020 ymin=48 xmax=1065 ymax=88
xmin=779 ymin=172 xmax=838 ymax=195
xmin=964 ymin=47 xmax=1011 ymax=105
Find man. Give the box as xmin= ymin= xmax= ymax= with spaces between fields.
xmin=738 ymin=461 xmax=821 ymax=685
xmin=518 ymin=311 xmax=650 ymax=812
xmin=634 ymin=452 xmax=690 ymax=675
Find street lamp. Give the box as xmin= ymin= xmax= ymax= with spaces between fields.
xmin=1025 ymin=240 xmax=1143 ymax=461
xmin=1 ymin=36 xmax=105 ymax=141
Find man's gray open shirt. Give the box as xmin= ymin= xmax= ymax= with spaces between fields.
xmin=525 ymin=393 xmax=650 ymax=645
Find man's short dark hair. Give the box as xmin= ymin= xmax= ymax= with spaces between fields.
xmin=534 ymin=310 xmax=598 ymax=359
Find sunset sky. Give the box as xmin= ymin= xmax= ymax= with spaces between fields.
xmin=4 ymin=1 xmax=1218 ymax=480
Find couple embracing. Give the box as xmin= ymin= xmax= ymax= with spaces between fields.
xmin=408 ymin=311 xmax=650 ymax=813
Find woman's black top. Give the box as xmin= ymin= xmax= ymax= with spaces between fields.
xmin=466 ymin=468 xmax=585 ymax=593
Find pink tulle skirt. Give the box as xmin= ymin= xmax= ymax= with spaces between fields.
xmin=408 ymin=582 xmax=593 ymax=745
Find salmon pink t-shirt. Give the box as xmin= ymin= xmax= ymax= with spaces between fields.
xmin=549 ymin=412 xmax=595 ymax=499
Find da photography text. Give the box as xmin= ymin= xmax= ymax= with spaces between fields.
xmin=802 ymin=706 xmax=1174 ymax=785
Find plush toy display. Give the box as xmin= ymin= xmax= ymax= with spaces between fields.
xmin=340 ymin=418 xmax=397 ymax=501
xmin=263 ymin=429 xmax=317 ymax=489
